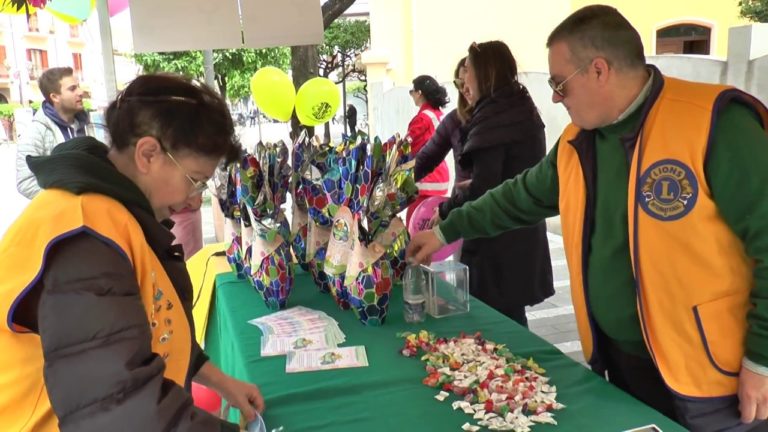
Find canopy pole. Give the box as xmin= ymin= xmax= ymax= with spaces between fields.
xmin=96 ymin=0 xmax=118 ymax=101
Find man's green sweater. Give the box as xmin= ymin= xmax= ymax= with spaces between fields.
xmin=437 ymin=101 xmax=768 ymax=366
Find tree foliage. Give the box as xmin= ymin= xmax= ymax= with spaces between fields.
xmin=347 ymin=81 xmax=367 ymax=103
xmin=739 ymin=0 xmax=768 ymax=22
xmin=318 ymin=18 xmax=370 ymax=83
xmin=133 ymin=48 xmax=290 ymax=101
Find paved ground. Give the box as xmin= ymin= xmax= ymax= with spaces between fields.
xmin=529 ymin=233 xmax=585 ymax=366
xmin=1 ymin=125 xmax=584 ymax=367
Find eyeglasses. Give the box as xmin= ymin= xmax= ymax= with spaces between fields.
xmin=453 ymin=78 xmax=464 ymax=90
xmin=157 ymin=138 xmax=209 ymax=196
xmin=408 ymin=89 xmax=418 ymax=95
xmin=548 ymin=66 xmax=584 ymax=98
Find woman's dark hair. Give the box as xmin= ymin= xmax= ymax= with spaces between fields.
xmin=106 ymin=74 xmax=241 ymax=164
xmin=467 ymin=40 xmax=521 ymax=100
xmin=412 ymin=75 xmax=449 ymax=109
xmin=453 ymin=57 xmax=470 ymax=124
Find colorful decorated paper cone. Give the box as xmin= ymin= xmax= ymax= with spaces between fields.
xmin=364 ymin=137 xmax=418 ymax=236
xmin=344 ymin=235 xmax=393 ymax=326
xmin=291 ymin=137 xmax=310 ymax=210
xmin=351 ymin=138 xmax=381 ymax=216
xmin=324 ymin=207 xmax=355 ymax=310
xmin=290 ymin=207 xmax=310 ymax=272
xmin=307 ymin=218 xmax=332 ymax=293
xmin=309 ymin=249 xmax=330 ymax=293
xmin=249 ymin=234 xmax=294 ymax=311
xmin=225 ymin=218 xmax=246 ymax=279
xmin=374 ymin=217 xmax=409 ymax=281
xmin=304 ymin=170 xmax=333 ymax=226
xmin=338 ymin=141 xmax=365 ymax=209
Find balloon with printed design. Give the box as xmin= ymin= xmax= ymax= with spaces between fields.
xmin=295 ymin=77 xmax=340 ymax=126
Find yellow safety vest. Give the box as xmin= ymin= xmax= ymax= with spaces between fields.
xmin=0 ymin=190 xmax=192 ymax=431
xmin=557 ymin=75 xmax=768 ymax=397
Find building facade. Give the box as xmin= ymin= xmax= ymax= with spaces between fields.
xmin=0 ymin=8 xmax=136 ymax=108
xmin=362 ymin=0 xmax=753 ymax=137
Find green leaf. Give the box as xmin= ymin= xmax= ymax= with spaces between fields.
xmin=739 ymin=0 xmax=768 ymax=22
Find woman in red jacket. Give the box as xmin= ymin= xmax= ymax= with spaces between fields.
xmin=406 ymin=75 xmax=450 ymax=226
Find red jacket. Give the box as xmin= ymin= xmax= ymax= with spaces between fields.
xmin=407 ymin=104 xmax=450 ymax=196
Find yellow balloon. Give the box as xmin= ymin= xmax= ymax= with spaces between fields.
xmin=250 ymin=67 xmax=295 ymax=122
xmin=297 ymin=108 xmax=321 ymax=127
xmin=295 ymin=77 xmax=340 ymax=127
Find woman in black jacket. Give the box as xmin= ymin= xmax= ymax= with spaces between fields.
xmin=414 ymin=57 xmax=473 ymax=185
xmin=441 ymin=41 xmax=554 ymax=326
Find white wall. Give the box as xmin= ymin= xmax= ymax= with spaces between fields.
xmin=750 ymin=56 xmax=768 ymax=106
xmin=646 ymin=55 xmax=726 ymax=84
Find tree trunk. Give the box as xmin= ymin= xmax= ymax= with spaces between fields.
xmin=289 ymin=45 xmax=319 ymax=140
xmin=288 ymin=0 xmax=356 ymax=140
xmin=323 ymin=123 xmax=331 ymax=144
xmin=321 ymin=0 xmax=357 ymax=28
xmin=216 ymin=74 xmax=228 ymax=102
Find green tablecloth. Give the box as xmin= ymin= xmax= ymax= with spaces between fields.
xmin=205 ymin=271 xmax=685 ymax=432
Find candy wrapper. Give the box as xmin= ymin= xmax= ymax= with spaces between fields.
xmin=324 ymin=207 xmax=356 ymax=310
xmin=398 ymin=331 xmax=565 ymax=430
xmin=307 ymin=218 xmax=332 ymax=293
xmin=343 ymin=227 xmax=394 ymax=327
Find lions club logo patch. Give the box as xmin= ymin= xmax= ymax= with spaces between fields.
xmin=638 ymin=159 xmax=698 ymax=221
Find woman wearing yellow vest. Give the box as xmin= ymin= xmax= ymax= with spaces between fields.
xmin=408 ymin=5 xmax=768 ymax=432
xmin=0 ymin=74 xmax=263 ymax=431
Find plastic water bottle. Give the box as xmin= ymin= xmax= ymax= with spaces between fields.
xmin=403 ymin=265 xmax=426 ymax=323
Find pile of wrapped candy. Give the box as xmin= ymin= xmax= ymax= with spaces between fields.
xmin=216 ymin=141 xmax=295 ymax=311
xmin=399 ymin=331 xmax=565 ymax=431
xmin=292 ymin=134 xmax=417 ymax=326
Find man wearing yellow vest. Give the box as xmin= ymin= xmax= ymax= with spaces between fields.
xmin=408 ymin=5 xmax=768 ymax=431
xmin=0 ymin=74 xmax=264 ymax=431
